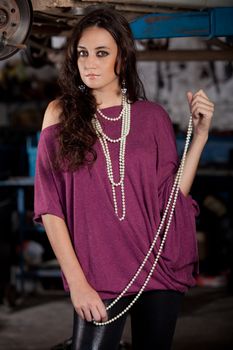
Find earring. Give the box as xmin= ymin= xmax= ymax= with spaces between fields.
xmin=121 ymin=80 xmax=127 ymax=95
xmin=78 ymin=84 xmax=86 ymax=93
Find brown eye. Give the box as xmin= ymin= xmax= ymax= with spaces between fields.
xmin=97 ymin=51 xmax=109 ymax=57
xmin=77 ymin=50 xmax=88 ymax=57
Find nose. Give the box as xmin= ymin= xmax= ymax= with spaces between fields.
xmin=84 ymin=54 xmax=97 ymax=70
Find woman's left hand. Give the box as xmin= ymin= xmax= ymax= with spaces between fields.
xmin=187 ymin=89 xmax=214 ymax=138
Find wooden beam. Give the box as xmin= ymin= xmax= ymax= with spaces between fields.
xmin=136 ymin=49 xmax=233 ymax=61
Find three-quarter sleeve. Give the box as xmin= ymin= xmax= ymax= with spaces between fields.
xmin=34 ymin=129 xmax=65 ymax=225
xmin=155 ymin=106 xmax=199 ymax=279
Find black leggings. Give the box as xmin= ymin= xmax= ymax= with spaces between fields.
xmin=72 ymin=290 xmax=183 ymax=350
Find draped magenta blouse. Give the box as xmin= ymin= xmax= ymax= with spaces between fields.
xmin=34 ymin=100 xmax=199 ymax=299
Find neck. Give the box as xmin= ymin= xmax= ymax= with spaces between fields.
xmin=93 ymin=89 xmax=122 ymax=109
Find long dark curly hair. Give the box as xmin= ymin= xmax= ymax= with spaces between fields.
xmin=57 ymin=6 xmax=146 ymax=171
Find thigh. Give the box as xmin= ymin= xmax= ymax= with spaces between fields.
xmin=72 ymin=297 xmax=130 ymax=350
xmin=130 ymin=290 xmax=184 ymax=350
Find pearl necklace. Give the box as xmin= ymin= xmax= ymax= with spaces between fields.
xmin=97 ymin=104 xmax=125 ymax=121
xmin=93 ymin=113 xmax=193 ymax=326
xmin=92 ymin=95 xmax=130 ymax=221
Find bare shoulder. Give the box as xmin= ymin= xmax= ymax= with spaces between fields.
xmin=42 ymin=99 xmax=62 ymax=130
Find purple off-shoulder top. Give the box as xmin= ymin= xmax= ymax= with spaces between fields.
xmin=34 ymin=100 xmax=199 ymax=299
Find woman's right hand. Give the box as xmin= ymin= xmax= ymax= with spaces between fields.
xmin=41 ymin=215 xmax=107 ymax=323
xmin=69 ymin=279 xmax=108 ymax=323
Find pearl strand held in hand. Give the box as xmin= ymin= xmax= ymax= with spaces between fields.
xmin=92 ymin=95 xmax=131 ymax=221
xmin=93 ymin=113 xmax=193 ymax=326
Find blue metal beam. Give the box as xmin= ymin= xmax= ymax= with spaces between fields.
xmin=130 ymin=8 xmax=233 ymax=39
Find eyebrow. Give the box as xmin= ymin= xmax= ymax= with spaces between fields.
xmin=77 ymin=45 xmax=110 ymax=50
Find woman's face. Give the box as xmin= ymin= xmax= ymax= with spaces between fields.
xmin=77 ymin=26 xmax=120 ymax=94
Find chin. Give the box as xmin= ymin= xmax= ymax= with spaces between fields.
xmin=87 ymin=83 xmax=104 ymax=90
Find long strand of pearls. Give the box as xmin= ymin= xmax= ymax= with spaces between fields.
xmin=93 ymin=114 xmax=193 ymax=326
xmin=92 ymin=95 xmax=130 ymax=221
xmin=97 ymin=106 xmax=124 ymax=121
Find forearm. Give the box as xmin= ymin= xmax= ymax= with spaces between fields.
xmin=179 ymin=88 xmax=214 ymax=196
xmin=179 ymin=133 xmax=208 ymax=196
xmin=41 ymin=214 xmax=87 ymax=288
xmin=42 ymin=214 xmax=108 ymax=322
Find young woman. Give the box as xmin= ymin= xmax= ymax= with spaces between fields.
xmin=34 ymin=6 xmax=214 ymax=350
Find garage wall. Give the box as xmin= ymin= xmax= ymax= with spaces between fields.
xmin=0 ymin=37 xmax=232 ymax=131
xmin=137 ymin=38 xmax=233 ymax=131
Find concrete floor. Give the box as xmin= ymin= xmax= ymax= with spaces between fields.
xmin=0 ymin=285 xmax=232 ymax=350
